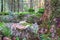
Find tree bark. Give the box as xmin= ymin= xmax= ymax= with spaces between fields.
xmin=41 ymin=0 xmax=51 ymax=21
xmin=13 ymin=0 xmax=15 ymax=12
xmin=39 ymin=0 xmax=51 ymax=28
xmin=17 ymin=0 xmax=19 ymax=12
xmin=1 ymin=0 xmax=3 ymax=12
xmin=30 ymin=0 xmax=33 ymax=8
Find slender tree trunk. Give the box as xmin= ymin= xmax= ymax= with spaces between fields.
xmin=21 ymin=0 xmax=23 ymax=12
xmin=7 ymin=0 xmax=9 ymax=11
xmin=10 ymin=0 xmax=14 ymax=12
xmin=17 ymin=0 xmax=19 ymax=12
xmin=1 ymin=0 xmax=3 ymax=12
xmin=45 ymin=0 xmax=51 ymax=18
xmin=13 ymin=0 xmax=15 ymax=12
xmin=4 ymin=0 xmax=7 ymax=12
xmin=30 ymin=0 xmax=33 ymax=8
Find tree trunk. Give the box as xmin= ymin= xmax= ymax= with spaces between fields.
xmin=41 ymin=0 xmax=51 ymax=21
xmin=19 ymin=0 xmax=23 ymax=12
xmin=17 ymin=0 xmax=19 ymax=12
xmin=39 ymin=0 xmax=51 ymax=28
xmin=1 ymin=0 xmax=3 ymax=12
xmin=13 ymin=0 xmax=15 ymax=12
xmin=10 ymin=0 xmax=14 ymax=12
xmin=30 ymin=0 xmax=33 ymax=8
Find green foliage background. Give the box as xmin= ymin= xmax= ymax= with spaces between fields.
xmin=0 ymin=22 xmax=11 ymax=36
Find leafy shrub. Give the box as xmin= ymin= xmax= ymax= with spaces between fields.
xmin=0 ymin=12 xmax=9 ymax=15
xmin=0 ymin=22 xmax=11 ymax=36
xmin=18 ymin=12 xmax=26 ymax=20
xmin=28 ymin=8 xmax=35 ymax=12
xmin=34 ymin=13 xmax=42 ymax=18
xmin=37 ymin=8 xmax=44 ymax=14
xmin=16 ymin=12 xmax=29 ymax=16
xmin=16 ymin=37 xmax=20 ymax=40
xmin=17 ymin=12 xmax=30 ymax=20
xmin=26 ymin=15 xmax=39 ymax=23
xmin=26 ymin=16 xmax=34 ymax=23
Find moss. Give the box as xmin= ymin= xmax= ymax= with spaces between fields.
xmin=28 ymin=8 xmax=35 ymax=12
xmin=21 ymin=23 xmax=32 ymax=26
xmin=37 ymin=8 xmax=45 ymax=14
xmin=0 ymin=12 xmax=9 ymax=15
